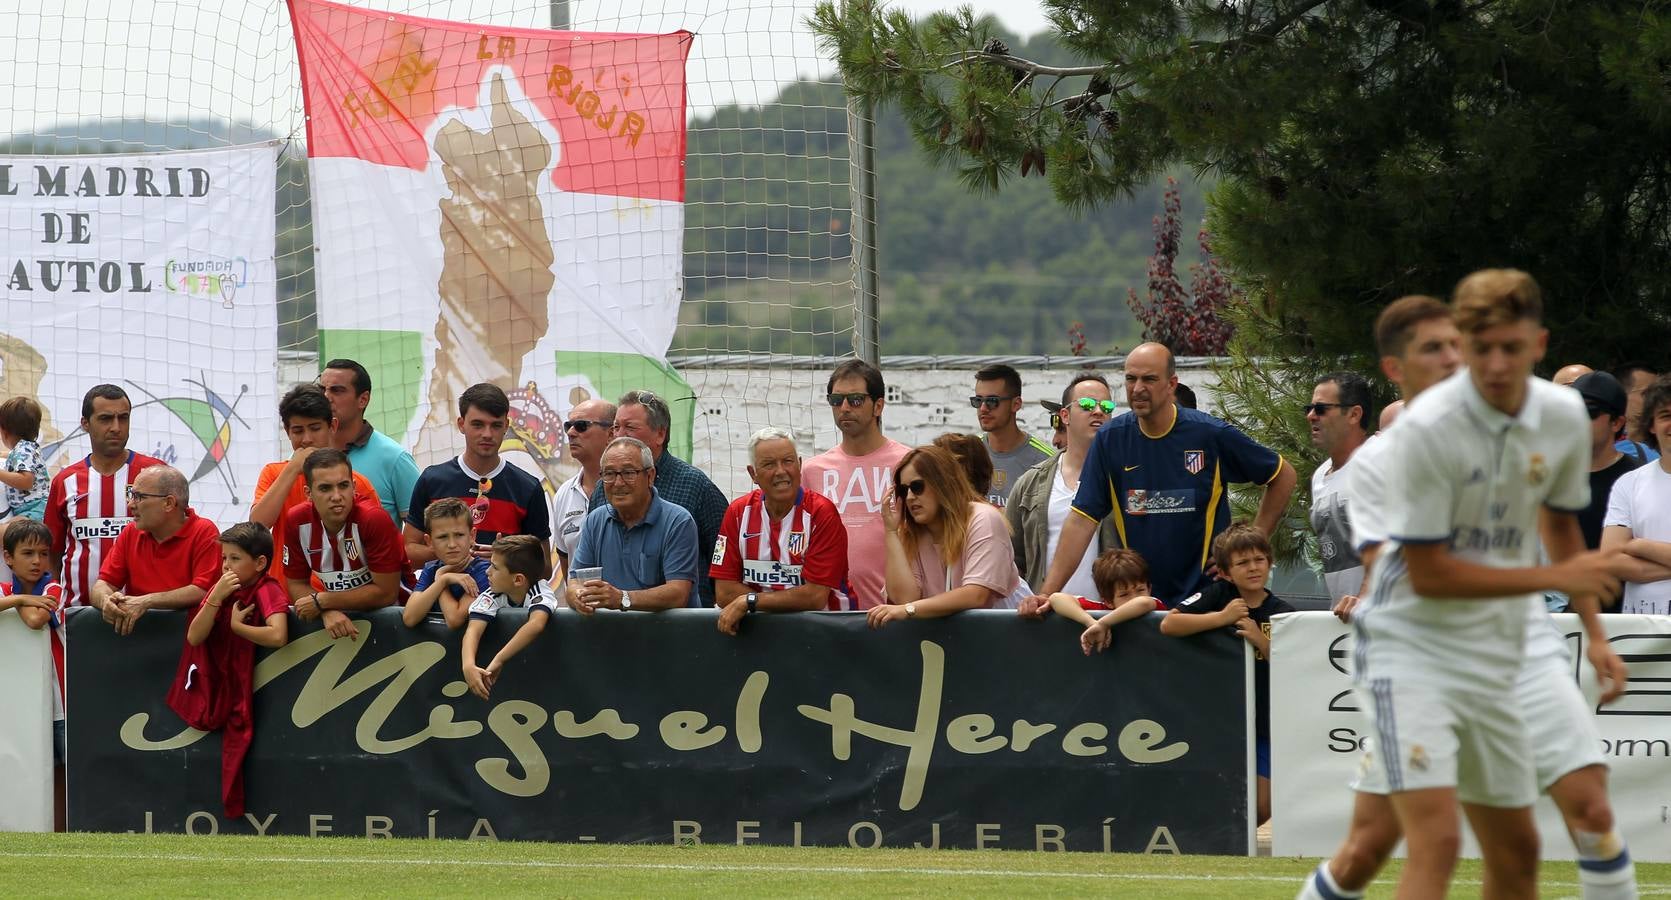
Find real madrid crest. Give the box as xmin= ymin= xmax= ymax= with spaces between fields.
xmin=1527 ymin=453 xmax=1547 ymax=486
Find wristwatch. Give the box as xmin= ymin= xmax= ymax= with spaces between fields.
xmin=620 ymin=591 xmax=633 ymax=610
xmin=746 ymin=592 xmax=759 ymax=614
xmin=905 ymin=602 xmax=917 ymax=618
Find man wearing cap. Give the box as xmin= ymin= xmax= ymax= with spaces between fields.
xmin=1572 ymin=372 xmax=1643 ymax=552
xmin=1040 ymin=400 xmax=1067 ymax=452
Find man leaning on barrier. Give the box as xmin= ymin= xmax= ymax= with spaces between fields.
xmin=90 ymin=465 xmax=222 ymax=636
xmin=568 ymin=437 xmax=700 ymax=613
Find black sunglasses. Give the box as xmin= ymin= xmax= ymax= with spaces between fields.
xmin=969 ymin=395 xmax=1015 ymax=410
xmin=1303 ymin=402 xmax=1344 ymax=416
xmin=895 ymin=478 xmax=928 ymax=497
xmin=828 ymin=392 xmax=874 ymax=408
xmin=565 ymin=419 xmax=614 ymax=433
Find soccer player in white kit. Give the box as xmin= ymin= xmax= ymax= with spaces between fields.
xmin=1306 ymin=274 xmax=1628 ymax=899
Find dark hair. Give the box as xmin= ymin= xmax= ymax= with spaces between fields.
xmin=1317 ymin=371 xmax=1374 ymax=433
xmin=1612 ymin=362 xmax=1657 ymax=384
xmin=458 ymin=382 xmax=510 ymax=419
xmin=3 ymin=519 xmax=51 ymax=556
xmin=218 ymin=521 xmax=274 ymax=563
xmin=1059 ymin=372 xmax=1110 ymax=407
xmin=617 ymin=390 xmax=672 ymax=434
xmin=322 ymin=359 xmax=371 ymax=394
xmin=1211 ymin=522 xmax=1273 ymax=572
xmin=1091 ymin=548 xmax=1150 ymax=603
xmin=0 ymin=397 xmax=42 ymax=442
xmin=279 ymin=383 xmax=334 ymax=427
xmin=975 ymin=364 xmax=1022 ymax=399
xmin=302 ymin=448 xmax=354 ymax=487
xmin=931 ymin=432 xmax=994 ymax=497
xmin=1174 ymin=383 xmax=1198 ymax=410
xmin=424 ymin=497 xmax=473 ymax=530
xmin=81 ymin=384 xmax=129 ymax=420
xmin=1639 ymin=375 xmax=1671 ymax=451
xmin=826 ymin=359 xmax=884 ymax=399
xmin=1374 ymin=295 xmax=1451 ymax=359
xmin=492 ymin=534 xmax=549 ymax=587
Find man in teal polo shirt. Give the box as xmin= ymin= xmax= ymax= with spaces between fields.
xmin=566 ymin=437 xmax=700 ymax=611
xmin=320 ymin=358 xmax=420 ymax=530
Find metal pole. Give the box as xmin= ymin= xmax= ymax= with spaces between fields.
xmin=848 ymin=96 xmax=881 ymax=364
xmin=549 ymin=0 xmax=570 ymax=30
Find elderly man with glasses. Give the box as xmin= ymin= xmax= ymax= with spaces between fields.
xmin=89 ymin=465 xmax=223 ymax=636
xmin=585 ymin=389 xmax=726 ymax=607
xmin=567 ymin=436 xmax=700 ymax=612
xmin=550 ymin=397 xmax=615 ymax=573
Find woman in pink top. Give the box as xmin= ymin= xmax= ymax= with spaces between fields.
xmin=868 ymin=445 xmax=1021 ymax=627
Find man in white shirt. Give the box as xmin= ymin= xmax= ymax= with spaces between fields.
xmin=551 ymin=398 xmax=614 ymax=572
xmin=1307 ymin=371 xmax=1371 ymax=606
xmin=1603 ymin=374 xmax=1671 ymax=615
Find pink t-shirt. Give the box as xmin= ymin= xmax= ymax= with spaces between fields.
xmin=909 ymin=502 xmax=1020 ymax=607
xmin=802 ymin=438 xmax=911 ymax=610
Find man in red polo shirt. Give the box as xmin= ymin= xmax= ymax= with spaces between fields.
xmin=283 ymin=449 xmax=408 ymax=641
xmin=90 ymin=465 xmax=222 ymax=635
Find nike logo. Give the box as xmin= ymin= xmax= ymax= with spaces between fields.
xmin=1123 ymin=465 xmax=1140 ymax=472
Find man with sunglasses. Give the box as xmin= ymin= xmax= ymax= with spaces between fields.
xmin=551 ymin=398 xmax=615 ymax=572
xmin=1307 ymin=372 xmax=1372 ymax=605
xmin=1008 ymin=373 xmax=1120 ymax=599
xmin=971 ymin=364 xmax=1054 ymax=506
xmin=802 ymin=359 xmax=911 ymax=610
xmin=89 ymin=465 xmax=222 ymax=636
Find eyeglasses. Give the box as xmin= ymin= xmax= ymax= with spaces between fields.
xmin=1075 ymin=398 xmax=1118 ymax=414
xmin=1050 ymin=413 xmax=1063 ymax=431
xmin=601 ymin=468 xmax=648 ymax=483
xmin=895 ymin=478 xmax=929 ymax=498
xmin=969 ymin=395 xmax=1015 ymax=410
xmin=565 ymin=419 xmax=614 ymax=433
xmin=827 ymin=392 xmax=873 ymax=408
xmin=125 ymin=486 xmax=167 ymax=502
xmin=1303 ymin=402 xmax=1344 ymax=416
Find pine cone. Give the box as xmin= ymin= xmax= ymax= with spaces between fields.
xmin=1088 ymin=74 xmax=1111 ymax=97
xmin=1097 ymin=108 xmax=1120 ymax=134
xmin=983 ymin=38 xmax=1010 ymax=56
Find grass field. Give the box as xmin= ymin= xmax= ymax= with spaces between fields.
xmin=2 ymin=833 xmax=1667 ymax=897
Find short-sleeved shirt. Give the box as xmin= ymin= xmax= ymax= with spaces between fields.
xmin=45 ymin=451 xmax=164 ymax=607
xmin=3 ymin=438 xmax=49 ymax=519
xmin=1345 ymin=430 xmax=1396 ymax=552
xmin=709 ymin=488 xmax=849 ymax=608
xmin=1359 ymin=371 xmax=1591 ymax=691
xmin=1172 ymin=580 xmax=1295 ymax=740
xmin=571 ymin=490 xmax=701 ymax=607
xmin=413 ymin=557 xmax=492 ymax=622
xmin=1604 ymin=460 xmax=1671 ymax=614
xmin=1310 ymin=456 xmax=1365 ymax=603
xmin=407 ymin=456 xmax=550 ymax=544
xmin=283 ymin=497 xmax=410 ymax=600
xmin=98 ymin=509 xmax=223 ymax=597
xmin=1583 ymin=452 xmax=1642 ymax=550
xmin=587 ymin=450 xmax=726 ymax=607
xmin=1073 ymin=405 xmax=1285 ymax=604
xmin=802 ymin=438 xmax=911 ymax=610
xmin=346 ymin=423 xmax=421 ymax=530
xmin=906 ymin=501 xmax=1021 ymax=606
xmin=983 ymin=433 xmax=1054 ymax=506
xmin=254 ymin=460 xmax=380 ymax=584
xmin=467 ymin=579 xmax=559 ymax=621
xmin=4 ymin=574 xmax=65 ymax=720
xmin=550 ymin=469 xmax=593 ymax=558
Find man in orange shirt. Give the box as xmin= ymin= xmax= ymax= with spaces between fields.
xmin=250 ymin=384 xmax=378 ymax=584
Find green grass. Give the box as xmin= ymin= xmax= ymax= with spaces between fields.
xmin=1 ymin=833 xmax=1666 ymax=897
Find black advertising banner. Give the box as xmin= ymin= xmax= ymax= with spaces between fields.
xmin=67 ymin=607 xmax=1248 ymax=852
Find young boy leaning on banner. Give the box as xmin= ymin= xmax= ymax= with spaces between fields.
xmin=460 ymin=534 xmax=560 ymax=700
xmin=1048 ymin=548 xmax=1168 ymax=656
xmin=170 ymin=522 xmax=289 ymax=819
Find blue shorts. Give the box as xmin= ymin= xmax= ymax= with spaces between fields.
xmin=1256 ymin=736 xmax=1270 ymax=779
xmin=53 ymin=719 xmax=64 ymax=766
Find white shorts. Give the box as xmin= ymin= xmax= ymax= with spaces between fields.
xmin=1519 ymin=651 xmax=1607 ymax=790
xmin=1350 ymin=676 xmax=1536 ymax=808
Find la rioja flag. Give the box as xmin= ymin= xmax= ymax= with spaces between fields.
xmin=289 ymin=0 xmax=694 ymax=480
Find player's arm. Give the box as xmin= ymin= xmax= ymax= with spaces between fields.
xmin=1545 ymin=509 xmax=1627 ymax=703
xmin=485 ymin=608 xmax=551 ymax=676
xmin=402 ymin=522 xmax=436 ymax=566
xmin=1251 ymin=458 xmax=1297 ymax=538
xmin=1402 ymin=539 xmax=1619 ymax=600
xmin=318 ymin=569 xmax=400 ymax=611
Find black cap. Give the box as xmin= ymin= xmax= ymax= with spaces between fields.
xmin=1039 ymin=399 xmax=1062 ymax=414
xmin=1572 ymin=371 xmax=1627 ymax=419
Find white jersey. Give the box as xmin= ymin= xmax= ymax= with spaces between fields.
xmin=1344 ymin=429 xmax=1397 ymax=552
xmin=1602 ymin=461 xmax=1671 ymax=615
xmin=550 ymin=470 xmax=592 ymax=558
xmin=1353 ymin=370 xmax=1590 ymax=692
xmin=1311 ymin=456 xmax=1365 ymax=602
xmin=467 ymin=579 xmax=559 ymax=621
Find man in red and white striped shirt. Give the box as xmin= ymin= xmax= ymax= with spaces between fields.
xmin=283 ymin=449 xmax=409 ymax=641
xmin=44 ymin=385 xmax=164 ymax=608
xmin=712 ymin=427 xmax=849 ymax=635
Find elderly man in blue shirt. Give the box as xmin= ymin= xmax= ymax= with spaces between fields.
xmin=567 ymin=436 xmax=701 ymax=612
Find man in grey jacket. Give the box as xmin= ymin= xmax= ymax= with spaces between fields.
xmin=1011 ymin=373 xmax=1120 ymax=611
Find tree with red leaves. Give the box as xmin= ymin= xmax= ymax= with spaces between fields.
xmin=1125 ymin=178 xmax=1235 ymax=356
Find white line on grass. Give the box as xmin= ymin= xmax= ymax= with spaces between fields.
xmin=0 ymin=849 xmax=1659 ymax=891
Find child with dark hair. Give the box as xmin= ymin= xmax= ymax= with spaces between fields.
xmin=169 ymin=521 xmax=290 ymax=820
xmin=1049 ymin=548 xmax=1167 ymax=655
xmin=3 ymin=519 xmax=66 ymax=829
xmin=1159 ymin=522 xmax=1294 ymax=825
xmin=460 ymin=534 xmax=558 ymax=699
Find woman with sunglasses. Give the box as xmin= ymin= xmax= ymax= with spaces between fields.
xmin=867 ymin=445 xmax=1023 ymax=627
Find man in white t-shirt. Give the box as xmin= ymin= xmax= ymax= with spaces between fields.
xmin=1343 ymin=272 xmax=1622 ymax=898
xmin=550 ymin=398 xmax=614 ymax=571
xmin=1307 ymin=371 xmax=1371 ymax=605
xmin=1603 ymin=374 xmax=1671 ymax=615
xmin=1009 ymin=373 xmax=1117 ymax=613
xmin=801 ymin=359 xmax=910 ymax=610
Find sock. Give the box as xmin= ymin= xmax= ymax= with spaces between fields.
xmin=1574 ymin=829 xmax=1636 ymax=900
xmin=1295 ymin=861 xmax=1364 ymax=900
